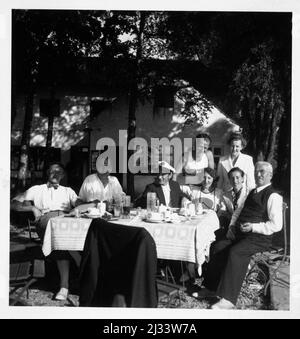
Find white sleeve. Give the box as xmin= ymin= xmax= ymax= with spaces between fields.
xmin=68 ymin=188 xmax=78 ymax=207
xmin=24 ymin=186 xmax=37 ymax=202
xmin=112 ymin=177 xmax=124 ymax=196
xmin=251 ymin=193 xmax=283 ymax=235
xmin=78 ymin=179 xmax=88 ymax=202
xmin=245 ymin=157 xmax=256 ymax=193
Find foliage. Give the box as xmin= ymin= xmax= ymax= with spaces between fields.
xmin=12 ymin=10 xmax=291 ymax=190
xmin=176 ymin=85 xmax=213 ymax=127
xmin=230 ymin=42 xmax=285 ymax=163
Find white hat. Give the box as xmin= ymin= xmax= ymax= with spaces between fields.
xmin=158 ymin=161 xmax=175 ymax=173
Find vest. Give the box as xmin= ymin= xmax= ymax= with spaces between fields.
xmin=237 ymin=185 xmax=276 ymax=225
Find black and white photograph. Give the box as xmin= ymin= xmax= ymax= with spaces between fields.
xmin=1 ymin=0 xmax=300 ymax=320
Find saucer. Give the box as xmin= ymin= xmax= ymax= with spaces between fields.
xmin=144 ymin=218 xmax=162 ymax=223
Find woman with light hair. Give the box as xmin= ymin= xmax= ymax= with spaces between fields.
xmin=175 ymin=133 xmax=215 ymax=196
xmin=217 ymin=132 xmax=255 ymax=194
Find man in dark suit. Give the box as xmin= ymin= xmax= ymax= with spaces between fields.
xmin=136 ymin=161 xmax=189 ymax=208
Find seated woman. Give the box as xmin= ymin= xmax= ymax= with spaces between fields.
xmin=76 ymin=156 xmax=124 ymax=210
xmin=186 ymin=167 xmax=226 ymax=215
xmin=181 ymin=167 xmax=227 ymax=283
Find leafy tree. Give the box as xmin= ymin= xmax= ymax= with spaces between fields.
xmin=12 ymin=10 xmax=104 ymax=187
xmin=231 ymin=42 xmax=285 ymax=163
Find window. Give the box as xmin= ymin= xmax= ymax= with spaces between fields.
xmin=212 ymin=147 xmax=223 ymax=167
xmin=153 ymin=86 xmax=175 ymax=116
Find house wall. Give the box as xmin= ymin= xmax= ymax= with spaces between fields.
xmin=90 ymin=94 xmax=239 ymax=195
xmin=12 ymin=90 xmax=239 ymax=195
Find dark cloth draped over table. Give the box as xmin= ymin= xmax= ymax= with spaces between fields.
xmin=79 ymin=219 xmax=158 ymax=307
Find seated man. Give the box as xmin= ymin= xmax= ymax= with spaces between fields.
xmin=23 ymin=162 xmax=78 ymax=301
xmin=136 ymin=161 xmax=190 ymax=208
xmin=219 ymin=167 xmax=248 ymax=238
xmin=201 ymin=161 xmax=283 ymax=309
xmin=76 ymin=155 xmax=124 ymax=208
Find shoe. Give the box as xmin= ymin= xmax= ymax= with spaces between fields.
xmin=55 ymin=287 xmax=68 ymax=301
xmin=211 ymin=298 xmax=235 ymax=310
xmin=192 ymin=288 xmax=216 ymax=299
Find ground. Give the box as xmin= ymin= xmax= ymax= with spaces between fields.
xmin=9 ymin=225 xmax=272 ymax=310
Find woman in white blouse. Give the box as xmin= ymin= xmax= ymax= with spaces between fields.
xmin=175 ymin=133 xmax=215 ymax=195
xmin=217 ymin=133 xmax=255 ymax=194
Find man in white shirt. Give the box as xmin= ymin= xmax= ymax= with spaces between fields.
xmin=76 ymin=156 xmax=124 ymax=208
xmin=202 ymin=161 xmax=283 ymax=309
xmin=23 ymin=162 xmax=78 ymax=301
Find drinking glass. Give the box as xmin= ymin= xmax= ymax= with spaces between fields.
xmin=122 ymin=195 xmax=131 ymax=217
xmin=114 ymin=203 xmax=122 ymax=218
xmin=147 ymin=192 xmax=157 ymax=212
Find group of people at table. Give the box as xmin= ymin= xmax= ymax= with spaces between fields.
xmin=11 ymin=132 xmax=283 ymax=310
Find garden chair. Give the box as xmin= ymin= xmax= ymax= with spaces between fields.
xmin=9 ymin=259 xmax=45 ymax=306
xmin=246 ymin=202 xmax=289 ymax=295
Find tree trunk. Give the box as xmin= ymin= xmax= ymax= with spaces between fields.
xmin=17 ymin=83 xmax=35 ymax=189
xmin=126 ymin=12 xmax=146 ymax=197
xmin=43 ymin=86 xmax=56 ymax=180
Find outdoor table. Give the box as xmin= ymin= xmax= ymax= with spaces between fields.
xmin=42 ymin=210 xmax=219 ymax=275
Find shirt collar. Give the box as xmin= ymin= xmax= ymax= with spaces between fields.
xmin=47 ymin=182 xmax=59 ymax=189
xmin=162 ymin=183 xmax=170 ymax=191
xmin=256 ymin=183 xmax=271 ymax=193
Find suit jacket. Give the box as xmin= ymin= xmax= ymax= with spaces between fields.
xmin=217 ymin=153 xmax=255 ymax=194
xmin=79 ymin=219 xmax=158 ymax=307
xmin=136 ymin=180 xmax=188 ymax=208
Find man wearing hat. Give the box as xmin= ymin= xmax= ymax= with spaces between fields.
xmin=136 ymin=161 xmax=190 ymax=208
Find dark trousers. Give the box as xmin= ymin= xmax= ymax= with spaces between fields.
xmin=203 ymin=232 xmax=272 ymax=305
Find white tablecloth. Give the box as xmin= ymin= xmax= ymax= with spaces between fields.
xmin=42 ymin=211 xmax=219 ymax=275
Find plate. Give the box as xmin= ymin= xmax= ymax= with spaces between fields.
xmin=83 ymin=213 xmax=101 ymax=219
xmin=144 ymin=218 xmax=163 ymax=223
